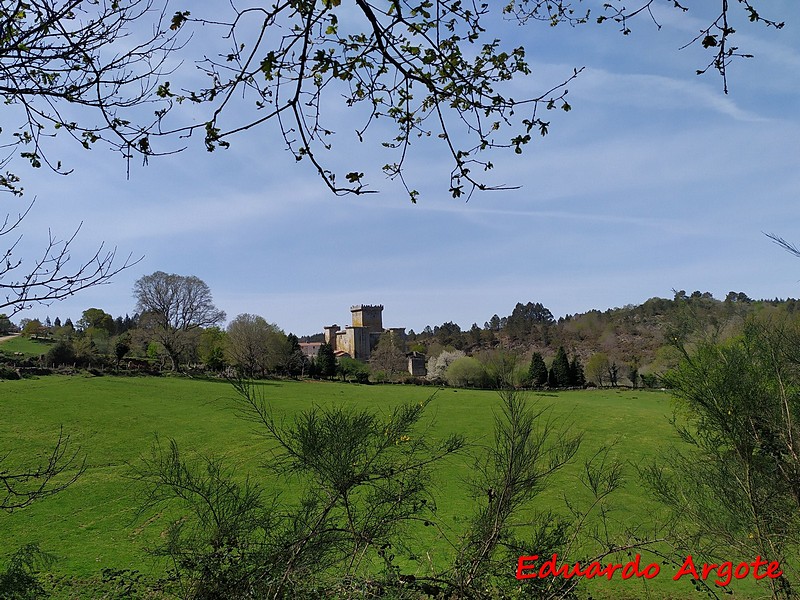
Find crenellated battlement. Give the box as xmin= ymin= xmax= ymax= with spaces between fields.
xmin=350 ymin=304 xmax=383 ymax=331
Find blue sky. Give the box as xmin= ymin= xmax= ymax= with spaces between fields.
xmin=9 ymin=1 xmax=800 ymax=336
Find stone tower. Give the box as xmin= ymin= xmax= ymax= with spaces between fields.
xmin=350 ymin=304 xmax=383 ymax=332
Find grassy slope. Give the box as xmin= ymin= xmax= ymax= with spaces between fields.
xmin=0 ymin=376 xmax=765 ymax=598
xmin=0 ymin=335 xmax=54 ymax=357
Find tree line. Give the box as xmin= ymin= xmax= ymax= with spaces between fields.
xmin=6 ymin=280 xmax=800 ymax=390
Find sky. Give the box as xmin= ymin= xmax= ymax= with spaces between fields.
xmin=7 ymin=1 xmax=800 ymax=336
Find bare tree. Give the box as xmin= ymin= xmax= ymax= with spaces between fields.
xmin=133 ymin=271 xmax=226 ymax=370
xmin=369 ymin=330 xmax=406 ymax=380
xmin=0 ymin=200 xmax=137 ymax=316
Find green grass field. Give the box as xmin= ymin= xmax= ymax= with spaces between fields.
xmin=0 ymin=375 xmax=771 ymax=598
xmin=0 ymin=335 xmax=54 ymax=357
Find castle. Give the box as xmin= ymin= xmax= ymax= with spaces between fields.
xmin=324 ymin=305 xmax=405 ymax=360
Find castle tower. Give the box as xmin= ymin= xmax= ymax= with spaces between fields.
xmin=350 ymin=304 xmax=383 ymax=332
xmin=324 ymin=325 xmax=340 ymax=350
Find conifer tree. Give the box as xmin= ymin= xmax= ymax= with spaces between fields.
xmin=284 ymin=334 xmax=306 ymax=378
xmin=528 ymin=352 xmax=548 ymax=387
xmin=316 ymin=342 xmax=336 ymax=380
xmin=570 ymin=355 xmax=586 ymax=387
xmin=550 ymin=346 xmax=572 ymax=388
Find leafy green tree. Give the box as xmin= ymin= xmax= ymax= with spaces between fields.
xmin=20 ymin=319 xmax=42 ymax=338
xmin=315 ymin=342 xmax=336 ymax=380
xmin=586 ymin=352 xmax=610 ymax=387
xmin=468 ymin=323 xmax=483 ymax=347
xmin=607 ymin=361 xmax=619 ymax=387
xmin=337 ymin=356 xmax=369 ymax=384
xmin=505 ymin=301 xmax=555 ymax=342
xmin=77 ymin=308 xmax=114 ymax=334
xmin=445 ymin=356 xmax=489 ymax=388
xmin=45 ymin=340 xmax=75 ymax=367
xmin=434 ymin=322 xmax=464 ymax=349
xmin=479 ymin=349 xmax=523 ymax=389
xmin=0 ymin=314 xmax=12 ymax=335
xmin=198 ymin=327 xmax=228 ymax=372
xmin=114 ymin=335 xmax=131 ymax=368
xmin=628 ymin=358 xmax=640 ymax=389
xmin=485 ymin=315 xmax=502 ymax=332
xmin=527 ymin=352 xmax=548 ymax=387
xmin=53 ymin=319 xmax=75 ymax=342
xmin=549 ymin=346 xmax=572 ymax=388
xmin=73 ymin=336 xmax=99 ymax=364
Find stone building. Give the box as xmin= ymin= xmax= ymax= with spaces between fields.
xmin=299 ymin=342 xmax=323 ymax=358
xmin=324 ymin=305 xmax=405 ymax=361
xmin=407 ymin=351 xmax=427 ymax=377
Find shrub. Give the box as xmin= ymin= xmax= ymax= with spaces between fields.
xmin=0 ymin=544 xmax=54 ymax=600
xmin=134 ymin=384 xmax=465 ymax=599
xmin=0 ymin=366 xmax=20 ymax=380
xmin=445 ymin=356 xmax=489 ymax=388
xmin=45 ymin=341 xmax=76 ymax=367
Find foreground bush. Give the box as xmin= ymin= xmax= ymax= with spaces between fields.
xmin=133 ymin=378 xmax=637 ymax=599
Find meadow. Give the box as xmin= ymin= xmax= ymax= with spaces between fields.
xmin=0 ymin=335 xmax=54 ymax=357
xmin=1 ymin=374 xmax=769 ymax=598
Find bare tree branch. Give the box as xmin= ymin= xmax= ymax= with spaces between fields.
xmin=0 ymin=199 xmax=140 ymax=316
xmin=0 ymin=426 xmax=85 ymax=512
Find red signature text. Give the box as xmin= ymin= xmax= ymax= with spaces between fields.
xmin=516 ymin=553 xmax=659 ymax=581
xmin=516 ymin=553 xmax=784 ymax=586
xmin=672 ymin=555 xmax=783 ymax=586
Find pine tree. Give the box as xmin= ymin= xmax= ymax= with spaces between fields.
xmin=569 ymin=355 xmax=586 ymax=387
xmin=550 ymin=346 xmax=571 ymax=388
xmin=527 ymin=352 xmax=548 ymax=387
xmin=285 ymin=334 xmax=306 ymax=378
xmin=316 ymin=342 xmax=336 ymax=379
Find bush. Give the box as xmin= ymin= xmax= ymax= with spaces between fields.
xmin=639 ymin=373 xmax=661 ymax=389
xmin=643 ymin=318 xmax=800 ymax=595
xmin=337 ymin=356 xmax=370 ymax=383
xmin=45 ymin=341 xmax=76 ymax=367
xmin=0 ymin=544 xmax=54 ymax=600
xmin=134 ymin=385 xmax=465 ymax=599
xmin=445 ymin=356 xmax=489 ymax=388
xmin=0 ymin=366 xmax=20 ymax=380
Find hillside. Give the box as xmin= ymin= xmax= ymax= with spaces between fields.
xmin=403 ymin=291 xmax=800 ymax=383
